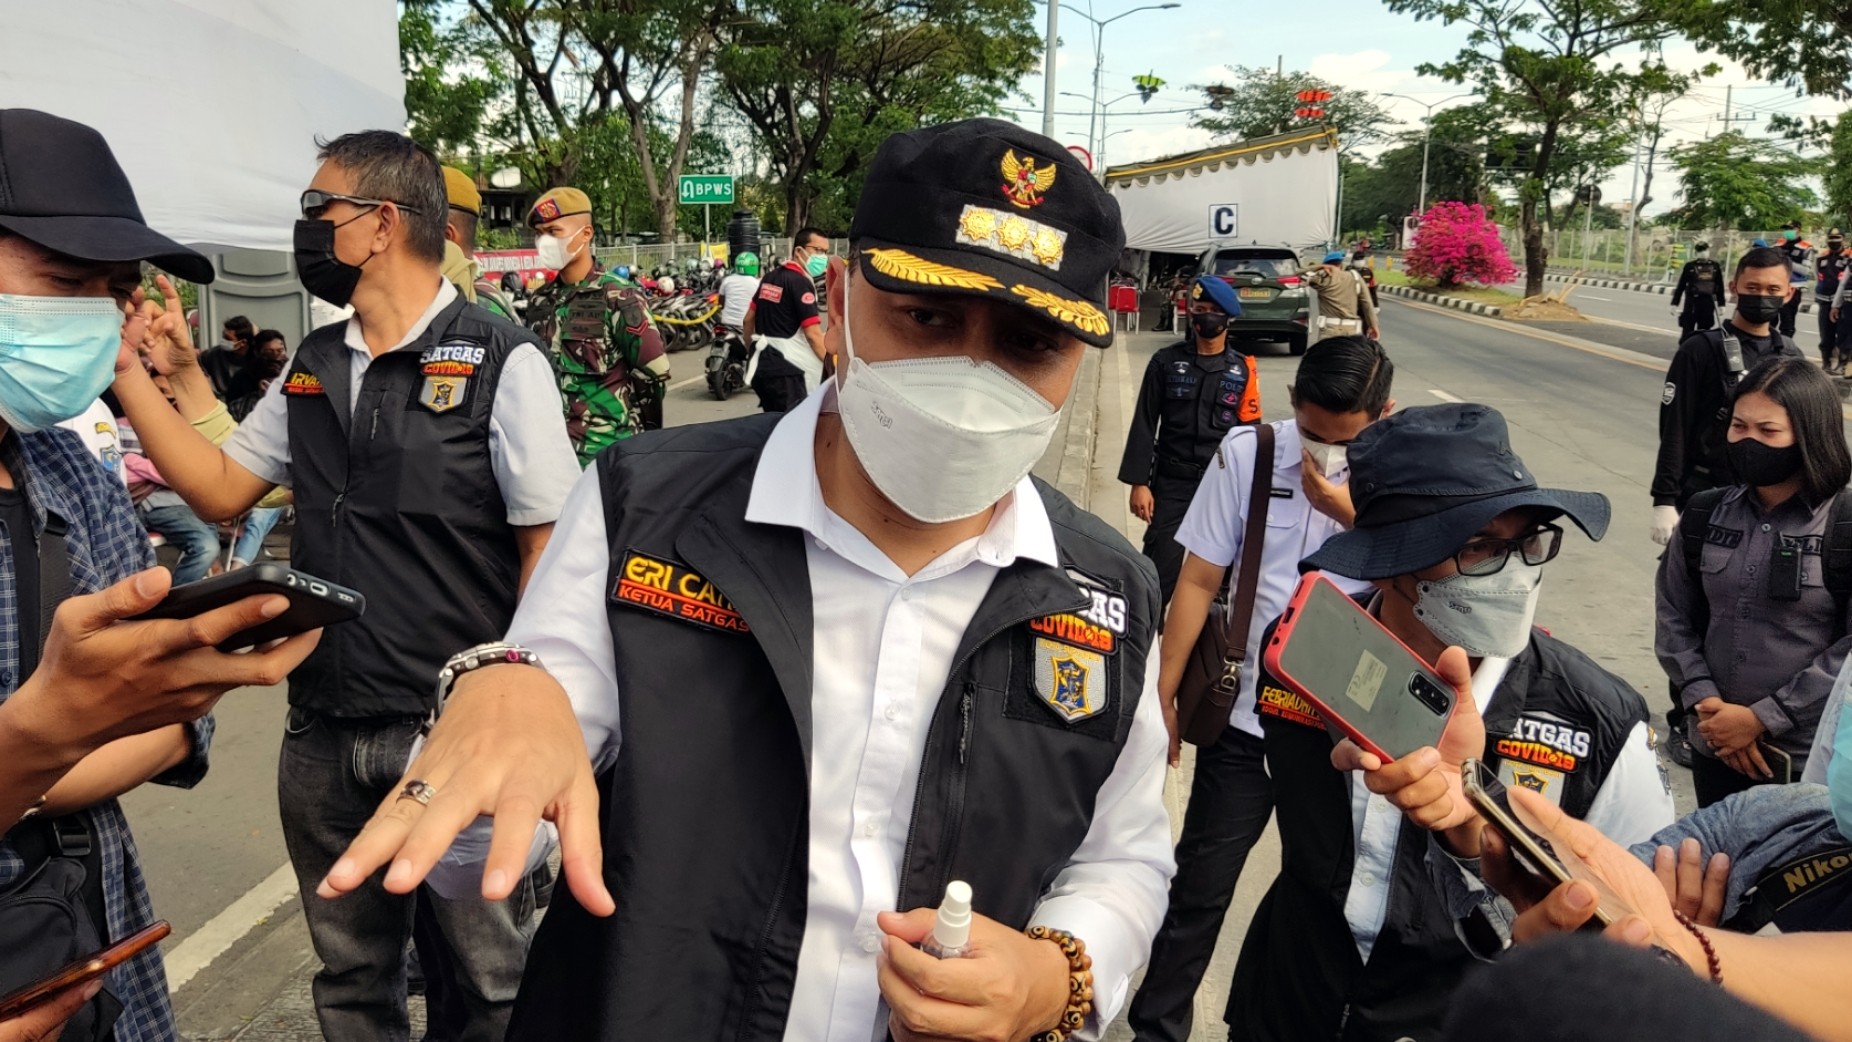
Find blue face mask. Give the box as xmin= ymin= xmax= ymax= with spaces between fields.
xmin=804 ymin=251 xmax=829 ymax=278
xmin=0 ymin=294 xmax=123 ymax=432
xmin=1829 ymin=680 xmax=1852 ymax=841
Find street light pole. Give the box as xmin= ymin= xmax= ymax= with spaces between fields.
xmin=1380 ymin=91 xmax=1473 ymax=215
xmin=1040 ymin=2 xmax=1059 ymax=138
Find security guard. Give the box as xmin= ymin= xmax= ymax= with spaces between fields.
xmin=1120 ymin=275 xmax=1261 ymax=605
xmin=1304 ymin=250 xmax=1382 ymax=342
xmin=321 ymin=117 xmax=1175 ymax=1042
xmin=1232 ymin=404 xmax=1673 ymax=1042
xmin=741 ymin=226 xmax=832 ymax=412
xmin=1777 ymin=223 xmax=1813 ymax=338
xmin=114 ymin=130 xmax=581 ymax=1041
xmin=525 ymin=187 xmax=670 ymax=464
xmin=1670 ymin=241 xmax=1725 ymax=340
xmin=1817 ymin=228 xmax=1850 ymax=372
xmin=441 ymin=165 xmax=519 ymax=320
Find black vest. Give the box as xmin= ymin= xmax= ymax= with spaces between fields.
xmin=283 ymin=297 xmax=525 ymax=717
xmin=1232 ymin=623 xmax=1649 ymax=1042
xmin=506 ymin=415 xmax=1160 ymax=1040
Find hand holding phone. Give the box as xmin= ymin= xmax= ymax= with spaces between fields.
xmin=0 ymin=921 xmax=168 ymax=1020
xmin=125 ymin=565 xmax=363 ymax=652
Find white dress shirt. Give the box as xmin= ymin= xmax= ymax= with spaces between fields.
xmin=1342 ymin=654 xmax=1675 ymax=959
xmin=1174 ymin=419 xmax=1373 ymax=736
xmin=222 ymin=278 xmax=580 ymax=525
xmin=497 ymin=384 xmax=1175 ymax=1041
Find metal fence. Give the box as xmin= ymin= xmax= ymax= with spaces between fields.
xmin=1497 ymin=225 xmax=1780 ymax=285
xmin=592 ymin=238 xmax=802 ymax=276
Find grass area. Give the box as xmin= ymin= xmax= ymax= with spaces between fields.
xmin=1372 ymin=266 xmax=1523 ymax=307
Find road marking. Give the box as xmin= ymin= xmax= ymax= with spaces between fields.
xmin=1580 ymin=294 xmax=1613 ymax=301
xmin=669 ymin=374 xmax=706 ymax=390
xmin=1428 ymin=388 xmax=1463 ymax=403
xmin=165 ymin=863 xmax=299 ymax=993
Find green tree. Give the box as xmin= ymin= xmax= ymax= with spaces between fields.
xmin=1193 ymin=66 xmax=1392 ymax=149
xmin=1655 ymin=0 xmax=1852 ymax=99
xmin=1826 ymin=112 xmax=1852 ymax=228
xmin=716 ymin=0 xmax=1037 ymax=234
xmin=1387 ymin=0 xmax=1697 ymax=297
xmin=1671 ymin=131 xmax=1818 ymax=231
xmin=401 ymin=2 xmax=503 ymax=155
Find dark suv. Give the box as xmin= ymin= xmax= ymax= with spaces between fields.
xmin=1189 ymin=245 xmax=1311 ymax=354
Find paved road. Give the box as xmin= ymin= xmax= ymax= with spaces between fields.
xmin=1514 ymin=274 xmax=1832 ymax=364
xmin=151 ymin=304 xmax=1717 ymax=1039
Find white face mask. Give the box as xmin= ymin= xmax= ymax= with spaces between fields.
xmin=835 ymin=277 xmax=1064 ymax=523
xmin=1302 ymin=437 xmax=1348 ymax=478
xmin=1411 ymin=562 xmax=1543 ymax=658
xmin=535 ymin=230 xmax=583 ymax=270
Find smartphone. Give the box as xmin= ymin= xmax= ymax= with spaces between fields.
xmin=1463 ymin=759 xmax=1631 ymax=929
xmin=1262 ymin=572 xmax=1456 ymax=761
xmin=0 ymin=920 xmax=169 ymax=1018
xmin=125 ymin=564 xmax=365 ymax=651
xmin=1760 ymin=742 xmax=1794 ymax=784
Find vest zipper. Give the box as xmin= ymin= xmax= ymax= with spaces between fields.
xmin=737 ymin=808 xmax=803 ymax=1042
xmin=895 ymin=594 xmax=1088 ymax=907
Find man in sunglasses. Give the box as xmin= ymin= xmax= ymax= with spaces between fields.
xmin=112 ymin=130 xmax=579 ymax=1041
xmin=1224 ymin=403 xmax=1674 ymax=1042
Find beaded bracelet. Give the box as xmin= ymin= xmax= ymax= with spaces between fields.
xmin=1025 ymin=926 xmax=1094 ymax=1042
xmin=1673 ymin=910 xmax=1724 ymax=985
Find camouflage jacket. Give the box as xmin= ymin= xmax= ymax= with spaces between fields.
xmin=527 ymin=270 xmax=667 ymax=466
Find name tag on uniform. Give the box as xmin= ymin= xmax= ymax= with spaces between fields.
xmin=282 ymin=371 xmax=324 ymax=396
xmin=612 ymin=549 xmax=750 ymax=634
xmin=1270 ymin=487 xmax=1293 ymax=499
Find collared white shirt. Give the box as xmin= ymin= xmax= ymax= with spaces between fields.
xmin=497 ymin=384 xmax=1174 ymax=1041
xmin=1341 ymin=651 xmax=1674 ymax=960
xmin=222 ymin=277 xmax=579 ymax=525
xmin=1174 ymin=420 xmax=1372 ymax=736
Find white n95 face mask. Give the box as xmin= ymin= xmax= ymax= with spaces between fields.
xmin=835 ymin=277 xmax=1064 ymax=523
xmin=1303 ymin=438 xmax=1348 ymax=478
xmin=534 ymin=231 xmax=582 ymax=270
xmin=1412 ymin=562 xmax=1543 ymax=659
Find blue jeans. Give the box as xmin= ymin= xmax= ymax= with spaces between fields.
xmin=139 ymin=502 xmax=219 ymax=583
xmin=232 ymin=507 xmax=284 ymax=565
xmin=278 ymin=708 xmax=532 ymax=1042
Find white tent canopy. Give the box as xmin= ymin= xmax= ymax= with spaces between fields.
xmin=0 ymin=0 xmax=405 ymax=253
xmin=1105 ymin=129 xmax=1339 ymax=257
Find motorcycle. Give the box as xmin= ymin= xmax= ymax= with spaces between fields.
xmin=650 ymin=292 xmax=722 ymax=353
xmin=706 ymin=326 xmax=750 ymax=401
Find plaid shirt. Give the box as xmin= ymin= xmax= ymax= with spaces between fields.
xmin=0 ymin=427 xmax=212 ymax=1042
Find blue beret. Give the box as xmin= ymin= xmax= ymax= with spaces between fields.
xmin=1323 ymin=250 xmax=1347 ymax=264
xmin=1189 ymin=275 xmax=1241 ymax=315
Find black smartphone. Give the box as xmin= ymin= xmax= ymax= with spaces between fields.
xmin=0 ymin=920 xmax=169 ymax=1019
xmin=1462 ymin=759 xmax=1635 ymax=928
xmin=1760 ymin=742 xmax=1794 ymax=784
xmin=126 ymin=564 xmax=364 ymax=651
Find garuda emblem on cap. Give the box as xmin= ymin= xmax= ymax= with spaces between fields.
xmin=1001 ymin=149 xmax=1056 ymax=209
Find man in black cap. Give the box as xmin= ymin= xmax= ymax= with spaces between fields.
xmin=1120 ymin=273 xmax=1260 ymax=606
xmin=319 ymin=117 xmax=1175 ymax=1042
xmin=1223 ymin=403 xmax=1674 ymax=1042
xmin=0 ymin=108 xmax=321 ymax=1040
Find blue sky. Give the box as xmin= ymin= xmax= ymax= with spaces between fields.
xmin=1002 ymin=0 xmax=1842 ymax=218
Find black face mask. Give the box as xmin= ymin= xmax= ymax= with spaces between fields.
xmin=1728 ymin=436 xmax=1803 ymax=487
xmin=1736 ymin=293 xmax=1786 ymax=325
xmin=293 ymin=213 xmax=375 ymax=308
xmin=1191 ymin=312 xmax=1230 ymax=340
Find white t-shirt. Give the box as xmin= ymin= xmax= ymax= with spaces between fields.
xmin=719 ymin=273 xmax=760 ymax=328
xmin=56 ymin=401 xmax=127 ymax=486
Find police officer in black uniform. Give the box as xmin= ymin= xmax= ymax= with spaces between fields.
xmin=322 ymin=118 xmax=1176 ymax=1042
xmin=1670 ymin=241 xmax=1724 ymax=340
xmin=1120 ymin=275 xmax=1260 ymax=606
xmin=1816 ymin=228 xmax=1849 ymax=372
xmin=1776 ymin=223 xmax=1813 ymax=338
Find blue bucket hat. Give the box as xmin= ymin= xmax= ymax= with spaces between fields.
xmin=1301 ymin=403 xmax=1610 ymax=580
xmin=1188 ymin=274 xmax=1242 ymax=316
xmin=1322 ymin=250 xmax=1347 ymax=264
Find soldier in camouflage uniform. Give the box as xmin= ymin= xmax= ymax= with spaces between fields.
xmin=524 ymin=187 xmax=670 ymax=467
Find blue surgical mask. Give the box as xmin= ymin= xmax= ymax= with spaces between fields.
xmin=1829 ymin=679 xmax=1852 ymax=840
xmin=804 ymin=252 xmax=829 ymax=278
xmin=0 ymin=294 xmax=123 ymax=432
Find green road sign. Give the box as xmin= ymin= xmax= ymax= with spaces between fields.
xmin=679 ymin=175 xmax=734 ymax=205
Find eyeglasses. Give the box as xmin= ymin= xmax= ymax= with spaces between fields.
xmin=1452 ymin=523 xmax=1563 ymax=577
xmin=299 ymin=190 xmax=422 ymax=219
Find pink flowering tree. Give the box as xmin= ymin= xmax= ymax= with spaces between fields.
xmin=1404 ymin=202 xmax=1517 ymax=289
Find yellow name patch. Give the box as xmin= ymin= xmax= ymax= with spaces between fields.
xmin=613 ymin=551 xmax=750 ymax=634
xmin=282 ymin=371 xmax=324 ymax=396
xmin=1257 ymin=685 xmax=1323 ymax=729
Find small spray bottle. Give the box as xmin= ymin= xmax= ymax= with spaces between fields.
xmin=921 ymin=880 xmax=973 ymax=959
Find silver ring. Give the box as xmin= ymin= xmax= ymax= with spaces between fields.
xmin=398 ymin=779 xmax=437 ymax=806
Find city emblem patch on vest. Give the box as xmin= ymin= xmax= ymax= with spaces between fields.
xmin=613 ymin=549 xmax=750 ymax=634
xmin=1033 ymin=638 xmax=1106 ymax=723
xmin=418 ymin=376 xmax=467 ymax=413
xmin=1499 ymin=762 xmax=1565 ymax=807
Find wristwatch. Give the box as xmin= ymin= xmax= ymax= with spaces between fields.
xmin=432 ymin=642 xmax=543 ymax=723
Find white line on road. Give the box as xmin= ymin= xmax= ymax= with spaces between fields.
xmin=165 ymin=863 xmax=299 ymax=993
xmin=1580 ymin=294 xmax=1613 ymax=301
xmin=1428 ymin=388 xmax=1463 ymax=403
xmin=669 ymin=374 xmax=706 ymax=390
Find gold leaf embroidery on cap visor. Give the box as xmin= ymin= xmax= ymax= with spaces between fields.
xmin=1010 ymin=284 xmax=1110 ymax=337
xmin=862 ymin=248 xmax=1004 ymax=291
xmin=954 ymin=205 xmax=1067 ymax=271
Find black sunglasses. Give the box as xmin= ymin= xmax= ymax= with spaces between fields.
xmin=1452 ymin=523 xmax=1563 ymax=577
xmin=299 ymin=190 xmax=422 ymax=220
